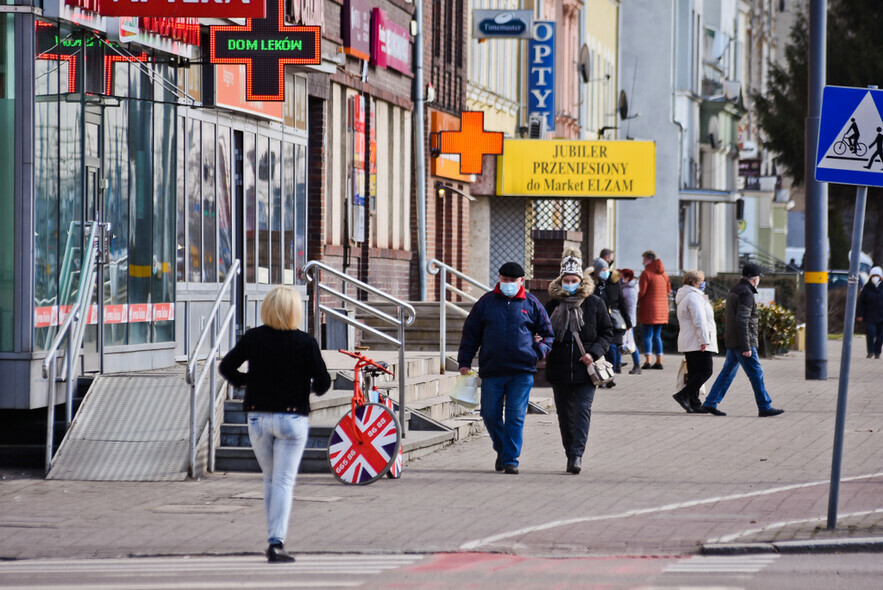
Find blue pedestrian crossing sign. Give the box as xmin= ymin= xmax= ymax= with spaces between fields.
xmin=816 ymin=86 xmax=883 ymax=187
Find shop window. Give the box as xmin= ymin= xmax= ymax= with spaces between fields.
xmin=256 ymin=136 xmax=270 ymax=283
xmin=0 ymin=13 xmax=11 ymax=351
xmin=217 ymin=125 xmax=233 ymax=282
xmin=295 ymin=144 xmax=307 ymax=282
xmin=271 ymin=139 xmax=282 ymax=284
xmin=202 ymin=122 xmax=217 ymax=283
xmin=176 ymin=115 xmax=186 ymax=281
xmin=244 ymin=132 xmax=256 ymax=283
xmin=186 ymin=118 xmax=202 ymax=281
xmin=283 ymin=142 xmax=295 ymax=284
xmin=152 ymin=91 xmax=176 ymax=343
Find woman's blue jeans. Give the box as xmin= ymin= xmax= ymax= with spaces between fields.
xmin=247 ymin=412 xmax=309 ymax=545
xmin=642 ymin=324 xmax=663 ymax=355
xmin=703 ymin=347 xmax=773 ymax=412
xmin=479 ymin=373 xmax=533 ymax=468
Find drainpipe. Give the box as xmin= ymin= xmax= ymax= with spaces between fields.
xmin=414 ymin=0 xmax=427 ymax=300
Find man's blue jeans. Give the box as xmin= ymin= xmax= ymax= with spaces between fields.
xmin=480 ymin=373 xmax=534 ymax=467
xmin=247 ymin=412 xmax=309 ymax=545
xmin=703 ymin=347 xmax=772 ymax=412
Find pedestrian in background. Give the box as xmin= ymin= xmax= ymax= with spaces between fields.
xmin=699 ymin=263 xmax=784 ymax=417
xmin=638 ymin=250 xmax=671 ymax=370
xmin=219 ymin=286 xmax=331 ymax=563
xmin=620 ymin=268 xmax=642 ymax=374
xmin=457 ymin=262 xmax=554 ymax=475
xmin=592 ymin=257 xmax=631 ymax=381
xmin=599 ymin=248 xmax=615 ymax=268
xmin=673 ymin=270 xmax=718 ymax=413
xmin=545 ymin=249 xmax=613 ymax=474
xmin=857 ymin=265 xmax=883 ymax=359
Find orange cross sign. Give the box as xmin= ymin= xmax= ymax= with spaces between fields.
xmin=438 ymin=111 xmax=504 ymax=175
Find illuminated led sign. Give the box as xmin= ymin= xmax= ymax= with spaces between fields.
xmin=209 ymin=0 xmax=320 ymax=101
xmin=437 ymin=111 xmax=504 ymax=175
xmin=98 ymin=0 xmax=265 ymax=19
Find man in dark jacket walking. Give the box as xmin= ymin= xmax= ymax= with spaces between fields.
xmin=699 ymin=263 xmax=785 ymax=417
xmin=458 ymin=262 xmax=554 ymax=474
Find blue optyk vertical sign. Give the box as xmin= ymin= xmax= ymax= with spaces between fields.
xmin=528 ymin=21 xmax=555 ymax=132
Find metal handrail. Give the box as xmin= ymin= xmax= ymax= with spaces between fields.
xmin=41 ymin=221 xmax=101 ymax=475
xmin=186 ymin=258 xmax=240 ymax=477
xmin=426 ymin=259 xmax=491 ymax=374
xmin=738 ymin=237 xmax=803 ymax=274
xmin=301 ymin=260 xmax=415 ymax=435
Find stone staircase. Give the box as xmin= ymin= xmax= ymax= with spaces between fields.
xmin=215 ymin=350 xmax=485 ymax=473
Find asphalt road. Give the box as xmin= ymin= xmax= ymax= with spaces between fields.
xmin=0 ymin=552 xmax=880 ymax=589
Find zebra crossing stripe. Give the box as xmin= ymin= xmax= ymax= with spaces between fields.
xmin=664 ymin=554 xmax=779 ymax=574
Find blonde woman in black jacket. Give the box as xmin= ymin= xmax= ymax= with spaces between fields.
xmin=544 ymin=249 xmax=614 ymax=474
xmin=220 ymin=286 xmax=331 ymax=563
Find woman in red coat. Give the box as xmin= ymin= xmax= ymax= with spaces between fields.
xmin=637 ymin=250 xmax=671 ymax=369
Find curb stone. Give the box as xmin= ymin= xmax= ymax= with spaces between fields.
xmin=703 ymin=536 xmax=883 ymax=555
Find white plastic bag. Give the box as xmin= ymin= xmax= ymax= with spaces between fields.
xmin=676 ymin=358 xmax=706 ymax=395
xmin=620 ymin=328 xmax=637 ymax=354
xmin=449 ymin=370 xmax=479 ymax=408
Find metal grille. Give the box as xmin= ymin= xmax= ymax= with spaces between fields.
xmin=489 ymin=198 xmax=586 ymax=282
xmin=489 ymin=197 xmax=528 ymax=283
xmin=532 ymin=199 xmax=583 ymax=231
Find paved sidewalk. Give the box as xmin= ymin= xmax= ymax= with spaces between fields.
xmin=0 ymin=339 xmax=880 ymax=559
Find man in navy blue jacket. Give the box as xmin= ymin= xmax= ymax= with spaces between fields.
xmin=458 ymin=262 xmax=554 ymax=474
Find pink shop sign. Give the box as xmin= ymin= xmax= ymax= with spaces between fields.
xmin=371 ymin=8 xmax=410 ymax=74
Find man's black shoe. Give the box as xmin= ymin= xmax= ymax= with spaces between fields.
xmin=504 ymin=465 xmax=519 ymax=474
xmin=758 ymin=407 xmax=785 ymax=417
xmin=698 ymin=405 xmax=726 ymax=416
xmin=566 ymin=456 xmax=574 ymax=473
xmin=495 ymin=456 xmax=503 ymax=472
xmin=267 ymin=543 xmax=295 ymax=563
xmin=672 ymin=393 xmax=692 ymax=413
xmin=651 ymin=363 xmax=664 ymax=370
xmin=571 ymin=456 xmax=581 ymax=474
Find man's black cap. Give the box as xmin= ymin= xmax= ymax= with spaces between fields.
xmin=498 ymin=262 xmax=525 ymax=278
xmin=742 ymin=262 xmax=766 ymax=278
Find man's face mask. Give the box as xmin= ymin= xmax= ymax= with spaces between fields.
xmin=499 ymin=281 xmax=520 ymax=297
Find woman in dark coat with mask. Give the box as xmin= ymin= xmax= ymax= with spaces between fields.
xmin=544 ymin=248 xmax=614 ymax=474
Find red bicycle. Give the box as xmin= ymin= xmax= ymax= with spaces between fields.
xmin=327 ymin=350 xmax=403 ymax=484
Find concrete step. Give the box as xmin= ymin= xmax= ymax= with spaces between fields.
xmin=215 ymin=427 xmax=458 ymax=474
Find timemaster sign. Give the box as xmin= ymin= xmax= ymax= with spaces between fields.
xmin=209 ymin=0 xmax=320 ymax=101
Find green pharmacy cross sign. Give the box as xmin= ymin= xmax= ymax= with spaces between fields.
xmin=209 ymin=0 xmax=320 ymax=101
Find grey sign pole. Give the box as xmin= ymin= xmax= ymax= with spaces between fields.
xmin=826 ymin=84 xmax=877 ymax=530
xmin=805 ymin=0 xmax=828 ymax=380
xmin=826 ymin=184 xmax=867 ymax=529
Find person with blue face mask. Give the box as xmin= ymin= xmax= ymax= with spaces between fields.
xmin=592 ymin=257 xmax=632 ymax=383
xmin=458 ymin=261 xmax=555 ymax=475
xmin=544 ymin=249 xmax=614 ymax=474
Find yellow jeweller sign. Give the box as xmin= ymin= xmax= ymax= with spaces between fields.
xmin=496 ymin=139 xmax=656 ymax=197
